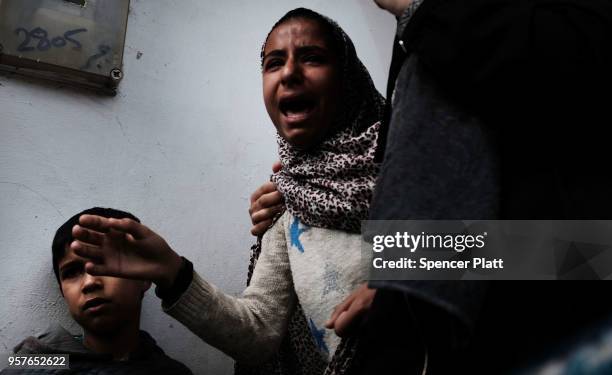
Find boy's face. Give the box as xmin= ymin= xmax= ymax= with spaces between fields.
xmin=58 ymin=245 xmax=150 ymax=335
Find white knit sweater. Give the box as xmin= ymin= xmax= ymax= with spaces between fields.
xmin=163 ymin=211 xmax=368 ymax=365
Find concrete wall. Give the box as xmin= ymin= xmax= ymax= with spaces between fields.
xmin=0 ymin=1 xmax=395 ymax=373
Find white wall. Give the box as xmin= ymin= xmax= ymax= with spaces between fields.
xmin=0 ymin=1 xmax=395 ymax=374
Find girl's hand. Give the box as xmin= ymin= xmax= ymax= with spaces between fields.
xmin=325 ymin=283 xmax=377 ymax=337
xmin=71 ymin=214 xmax=182 ymax=289
xmin=249 ymin=161 xmax=284 ymax=236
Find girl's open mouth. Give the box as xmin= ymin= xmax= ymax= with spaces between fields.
xmin=279 ymin=96 xmax=316 ymax=123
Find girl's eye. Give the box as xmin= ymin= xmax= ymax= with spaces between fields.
xmin=265 ymin=59 xmax=284 ymax=71
xmin=303 ymin=54 xmax=325 ymax=64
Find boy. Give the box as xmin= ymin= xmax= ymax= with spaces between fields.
xmin=2 ymin=207 xmax=192 ymax=375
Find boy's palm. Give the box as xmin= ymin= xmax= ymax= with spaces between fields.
xmin=72 ymin=215 xmax=179 ymax=287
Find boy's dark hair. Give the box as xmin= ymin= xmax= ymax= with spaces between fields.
xmin=51 ymin=207 xmax=140 ymax=284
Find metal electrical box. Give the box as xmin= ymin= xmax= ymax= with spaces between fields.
xmin=0 ymin=0 xmax=130 ymax=95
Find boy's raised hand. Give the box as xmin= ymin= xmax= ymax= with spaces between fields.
xmin=71 ymin=214 xmax=182 ymax=289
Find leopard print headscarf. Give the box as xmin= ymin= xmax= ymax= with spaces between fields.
xmin=268 ymin=8 xmax=385 ymax=234
xmin=236 ymin=8 xmax=385 ymax=375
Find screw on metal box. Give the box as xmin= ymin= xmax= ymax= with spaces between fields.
xmin=0 ymin=1 xmax=129 ymax=95
xmin=110 ymin=68 xmax=123 ymax=81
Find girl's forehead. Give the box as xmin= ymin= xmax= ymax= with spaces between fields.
xmin=265 ymin=18 xmax=330 ymax=51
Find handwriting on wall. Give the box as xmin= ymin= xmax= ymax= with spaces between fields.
xmin=14 ymin=26 xmax=111 ymax=70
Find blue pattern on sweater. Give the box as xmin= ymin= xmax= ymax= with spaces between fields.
xmin=290 ymin=216 xmax=309 ymax=253
xmin=308 ymin=318 xmax=329 ymax=354
xmin=322 ymin=263 xmax=341 ymax=297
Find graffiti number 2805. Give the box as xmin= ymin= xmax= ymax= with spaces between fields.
xmin=14 ymin=27 xmax=87 ymax=52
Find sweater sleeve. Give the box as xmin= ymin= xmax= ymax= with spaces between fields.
xmin=162 ymin=215 xmax=296 ymax=365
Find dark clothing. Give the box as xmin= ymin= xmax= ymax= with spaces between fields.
xmin=371 ymin=52 xmax=500 ymax=222
xmin=351 ymin=289 xmax=478 ymax=375
xmin=375 ymin=0 xmax=612 ymax=219
xmin=2 ymin=324 xmax=192 ymax=375
xmin=367 ymin=51 xmax=494 ymax=372
xmin=367 ymin=0 xmax=612 ymax=373
xmin=349 ymin=291 xmax=425 ymax=375
xmin=156 ymin=256 xmax=194 ymax=307
xmin=469 ymin=283 xmax=612 ymax=373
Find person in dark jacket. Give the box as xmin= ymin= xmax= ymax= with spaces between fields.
xmin=1 ymin=207 xmax=192 ymax=375
xmin=362 ymin=0 xmax=612 ymax=374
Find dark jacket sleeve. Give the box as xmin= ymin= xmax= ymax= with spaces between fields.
xmin=401 ymin=0 xmax=612 ymax=122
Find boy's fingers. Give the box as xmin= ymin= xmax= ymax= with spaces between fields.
xmin=71 ymin=240 xmax=104 ymax=261
xmin=126 ymin=233 xmax=137 ymax=243
xmin=79 ymin=214 xmax=111 ymax=233
xmin=85 ymin=262 xmax=116 ymax=278
xmin=72 ymin=225 xmax=105 ymax=246
xmin=108 ymin=218 xmax=147 ymax=240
